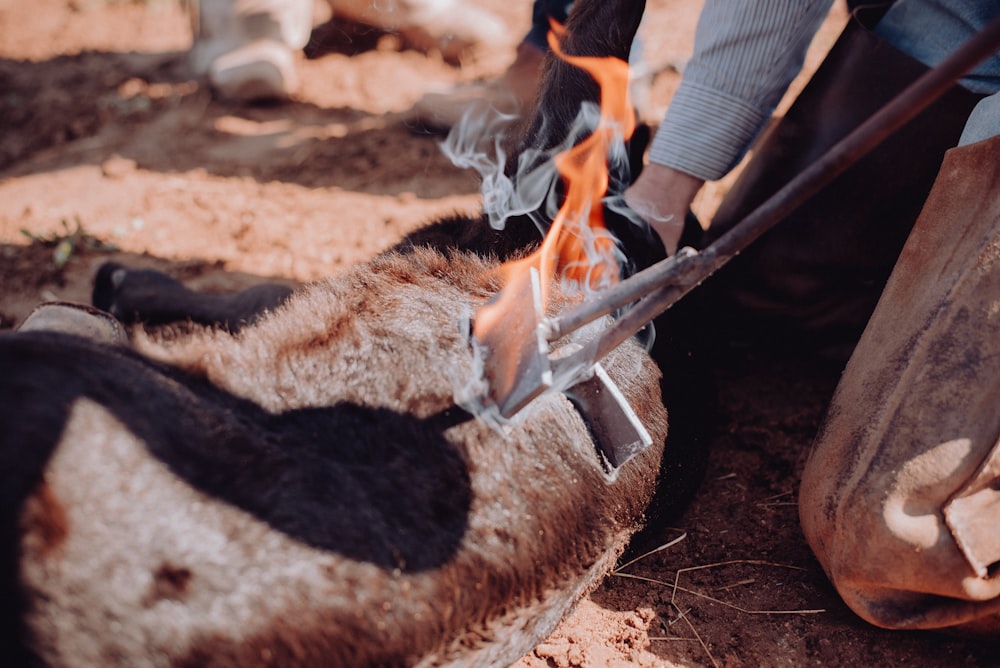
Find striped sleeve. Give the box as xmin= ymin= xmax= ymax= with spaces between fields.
xmin=647 ymin=0 xmax=835 ymax=181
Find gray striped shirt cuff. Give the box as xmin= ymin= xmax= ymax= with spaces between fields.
xmin=643 ymin=0 xmax=834 ymax=181
xmin=647 ymin=80 xmax=771 ymax=181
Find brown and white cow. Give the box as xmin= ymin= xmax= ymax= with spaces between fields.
xmin=0 ymin=0 xmax=712 ymax=664
xmin=2 ymin=245 xmax=667 ymax=667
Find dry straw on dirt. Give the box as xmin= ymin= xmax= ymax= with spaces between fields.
xmin=2 ymin=1 xmax=999 ymax=665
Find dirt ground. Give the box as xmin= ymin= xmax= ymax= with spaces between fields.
xmin=2 ymin=1 xmax=999 ymax=666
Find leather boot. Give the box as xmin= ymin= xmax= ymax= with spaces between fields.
xmin=698 ymin=5 xmax=984 ymax=358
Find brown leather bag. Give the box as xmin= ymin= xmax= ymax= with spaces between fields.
xmin=799 ymin=135 xmax=1000 ymax=632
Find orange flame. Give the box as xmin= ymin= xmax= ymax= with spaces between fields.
xmin=474 ymin=23 xmax=635 ymax=342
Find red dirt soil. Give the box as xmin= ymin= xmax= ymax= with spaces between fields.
xmin=2 ymin=1 xmax=998 ymax=666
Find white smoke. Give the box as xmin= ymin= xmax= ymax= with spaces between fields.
xmin=438 ymin=98 xmax=646 ymax=284
xmin=438 ymin=80 xmax=655 ymax=426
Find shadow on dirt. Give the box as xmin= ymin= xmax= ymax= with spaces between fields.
xmin=0 ymin=17 xmax=479 ymax=197
xmin=592 ymin=347 xmax=1000 ymax=667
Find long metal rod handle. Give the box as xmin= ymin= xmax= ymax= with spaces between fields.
xmin=580 ymin=13 xmax=1000 ymax=367
xmin=546 ymin=249 xmax=698 ymax=339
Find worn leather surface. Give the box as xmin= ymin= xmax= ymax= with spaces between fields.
xmin=946 ymin=436 xmax=1000 ymax=580
xmin=701 ymin=7 xmax=983 ymax=354
xmin=799 ymin=135 xmax=1000 ymax=632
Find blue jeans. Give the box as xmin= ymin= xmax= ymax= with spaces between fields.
xmin=875 ymin=0 xmax=1000 ymax=143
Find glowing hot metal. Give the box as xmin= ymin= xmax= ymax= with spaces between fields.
xmin=471 ymin=25 xmax=636 ymax=420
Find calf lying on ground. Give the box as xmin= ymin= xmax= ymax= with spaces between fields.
xmin=0 ymin=0 xmax=702 ymax=663
xmin=2 ymin=241 xmax=667 ymax=667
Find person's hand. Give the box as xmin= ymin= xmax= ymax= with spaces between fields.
xmin=623 ymin=163 xmax=704 ymax=255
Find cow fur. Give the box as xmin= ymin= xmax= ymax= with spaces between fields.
xmin=2 ymin=246 xmax=667 ymax=667
xmin=0 ymin=0 xmax=700 ymax=664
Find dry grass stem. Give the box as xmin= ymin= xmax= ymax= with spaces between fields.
xmin=713 ymin=578 xmax=756 ymax=591
xmin=677 ymin=608 xmax=720 ymax=668
xmin=614 ymin=531 xmax=688 ymax=573
xmin=757 ymin=490 xmax=797 ymax=509
xmin=614 ymin=560 xmax=826 ymax=615
xmin=616 ymin=558 xmax=826 ymax=667
xmin=668 ymin=606 xmax=692 ymax=626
